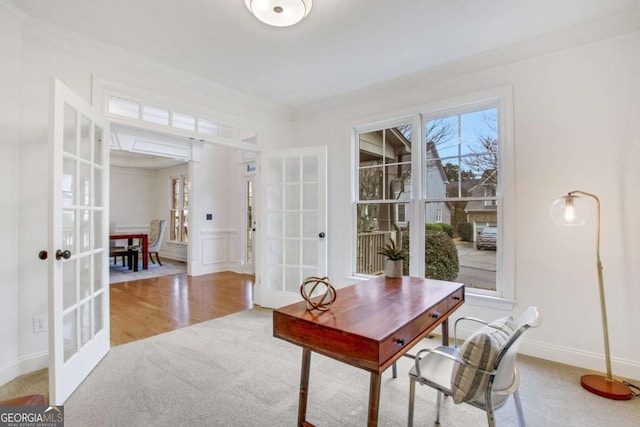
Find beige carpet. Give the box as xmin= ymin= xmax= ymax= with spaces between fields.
xmin=3 ymin=310 xmax=639 ymax=426
xmin=61 ymin=309 xmax=638 ymax=426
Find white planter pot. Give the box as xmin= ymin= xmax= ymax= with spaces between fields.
xmin=385 ymin=259 xmax=403 ymax=278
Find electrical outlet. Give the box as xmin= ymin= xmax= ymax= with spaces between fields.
xmin=33 ymin=316 xmax=47 ymax=333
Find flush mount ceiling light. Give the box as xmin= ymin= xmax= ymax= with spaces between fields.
xmin=244 ymin=0 xmax=312 ymax=27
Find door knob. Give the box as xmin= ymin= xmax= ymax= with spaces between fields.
xmin=319 ymin=232 xmax=326 ymax=238
xmin=38 ymin=250 xmax=48 ymax=260
xmin=55 ymin=249 xmax=71 ymax=260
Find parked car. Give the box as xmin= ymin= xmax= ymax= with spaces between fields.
xmin=476 ymin=226 xmax=497 ymax=250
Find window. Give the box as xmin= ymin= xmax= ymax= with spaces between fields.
xmin=424 ymin=106 xmax=499 ymax=292
xmin=353 ymin=90 xmax=513 ymax=301
xmin=355 ymin=120 xmax=412 ymax=276
xmin=170 ymin=175 xmax=189 ymax=243
xmin=105 ymin=94 xmax=256 ymax=145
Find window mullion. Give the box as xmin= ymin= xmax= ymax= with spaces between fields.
xmin=410 ymin=113 xmax=424 ymax=278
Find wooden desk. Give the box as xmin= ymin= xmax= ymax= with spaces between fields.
xmin=109 ymin=233 xmax=149 ymax=270
xmin=273 ymin=276 xmax=464 ymax=427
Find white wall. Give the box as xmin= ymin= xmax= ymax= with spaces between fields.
xmin=189 ymin=145 xmax=246 ymax=275
xmin=0 ymin=2 xmax=23 ymax=385
xmin=110 ymin=167 xmax=159 ymax=229
xmin=293 ymin=31 xmax=640 ymax=380
xmin=5 ymin=15 xmax=293 ymax=384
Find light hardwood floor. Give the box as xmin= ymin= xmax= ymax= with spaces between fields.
xmin=110 ymin=270 xmax=255 ymax=346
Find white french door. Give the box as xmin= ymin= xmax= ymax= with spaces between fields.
xmin=257 ymin=147 xmax=327 ymax=309
xmin=48 ymin=79 xmax=110 ymax=404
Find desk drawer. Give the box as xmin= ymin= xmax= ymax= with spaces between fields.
xmin=447 ymin=288 xmax=464 ymax=311
xmin=379 ymin=299 xmax=448 ymax=364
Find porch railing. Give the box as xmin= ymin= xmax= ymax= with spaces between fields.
xmin=356 ymin=231 xmax=394 ymax=275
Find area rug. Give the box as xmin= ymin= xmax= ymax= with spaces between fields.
xmin=109 ymin=258 xmax=187 ymax=284
xmin=63 ymin=310 xmax=640 ymax=427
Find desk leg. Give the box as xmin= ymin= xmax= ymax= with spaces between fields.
xmin=298 ymin=348 xmax=312 ymax=427
xmin=441 ymin=318 xmax=449 ymax=346
xmin=367 ymin=372 xmax=381 ymax=426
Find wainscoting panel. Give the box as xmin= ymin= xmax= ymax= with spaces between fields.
xmin=199 ymin=229 xmax=240 ymax=274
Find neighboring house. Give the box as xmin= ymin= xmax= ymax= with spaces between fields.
xmin=465 ymin=169 xmax=498 ymax=239
xmin=424 ymin=142 xmax=452 ymax=225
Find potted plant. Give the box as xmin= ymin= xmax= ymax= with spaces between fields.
xmin=377 ymin=239 xmax=405 ymax=278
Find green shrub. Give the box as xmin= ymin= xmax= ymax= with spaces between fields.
xmin=425 ymin=230 xmax=459 ymax=281
xmin=440 ymin=223 xmax=454 ymax=238
xmin=458 ymin=222 xmax=473 ymax=242
xmin=426 ymin=223 xmax=443 ymax=232
xmin=401 ymin=228 xmax=460 ymax=281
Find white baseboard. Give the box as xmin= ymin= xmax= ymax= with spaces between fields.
xmin=0 ymin=351 xmax=48 ymax=388
xmin=520 ymin=339 xmax=640 ymax=381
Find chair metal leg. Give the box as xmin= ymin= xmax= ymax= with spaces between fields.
xmin=392 ymin=361 xmax=397 ymax=378
xmin=436 ymin=391 xmax=442 ymax=425
xmin=408 ymin=379 xmax=415 ymax=427
xmin=514 ymin=390 xmax=525 ymax=427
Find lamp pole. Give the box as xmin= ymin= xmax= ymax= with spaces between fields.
xmin=562 ymin=190 xmax=630 ymax=400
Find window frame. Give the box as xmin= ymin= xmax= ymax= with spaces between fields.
xmin=169 ymin=174 xmax=189 ymax=244
xmin=351 ymin=87 xmax=515 ymax=308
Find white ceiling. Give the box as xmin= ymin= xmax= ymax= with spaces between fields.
xmin=9 ymin=0 xmax=639 ymax=108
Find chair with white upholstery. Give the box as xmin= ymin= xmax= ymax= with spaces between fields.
xmin=147 ymin=219 xmax=167 ymax=266
xmin=408 ymin=306 xmax=542 ymax=427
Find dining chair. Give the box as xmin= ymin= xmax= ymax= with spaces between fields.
xmin=147 ymin=219 xmax=167 ymax=266
xmin=408 ymin=306 xmax=542 ymax=427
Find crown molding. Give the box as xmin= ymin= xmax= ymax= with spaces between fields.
xmin=21 ymin=14 xmax=293 ymax=121
xmin=0 ymin=0 xmax=27 ymax=20
xmin=294 ymin=7 xmax=640 ymax=120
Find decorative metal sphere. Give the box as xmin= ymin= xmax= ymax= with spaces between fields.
xmin=300 ymin=276 xmax=336 ymax=312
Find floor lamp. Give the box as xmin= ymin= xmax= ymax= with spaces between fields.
xmin=550 ymin=190 xmax=632 ymax=400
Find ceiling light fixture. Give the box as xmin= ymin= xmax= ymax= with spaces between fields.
xmin=244 ymin=0 xmax=312 ymax=27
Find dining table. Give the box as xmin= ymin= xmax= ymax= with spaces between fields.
xmin=109 ymin=233 xmax=149 ymax=270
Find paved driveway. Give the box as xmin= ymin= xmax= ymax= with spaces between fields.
xmin=455 ymin=241 xmax=496 ymax=290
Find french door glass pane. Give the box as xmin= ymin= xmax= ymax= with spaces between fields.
xmin=94 ymin=210 xmax=102 ymax=249
xmin=94 ymin=168 xmax=103 ymax=207
xmin=63 ymin=310 xmax=77 ymax=362
xmin=285 ymin=157 xmax=300 ymax=182
xmin=62 ymin=158 xmax=76 ymax=207
xmin=80 ymin=115 xmax=91 ymax=161
xmin=62 ymin=209 xmax=75 ymax=253
xmin=80 ymin=210 xmax=91 ymax=252
xmin=93 ymin=293 xmax=103 ymax=335
xmin=285 ymin=184 xmax=300 ymax=210
xmin=93 ymin=252 xmax=103 ymax=293
xmin=62 ymin=259 xmax=76 ymax=311
xmin=80 ymin=163 xmax=91 ymax=206
xmin=79 ymin=255 xmax=91 ymax=299
xmin=63 ymin=104 xmax=77 ymax=155
xmin=95 ymin=126 xmax=104 ymax=166
xmin=79 ymin=301 xmax=91 ymax=347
